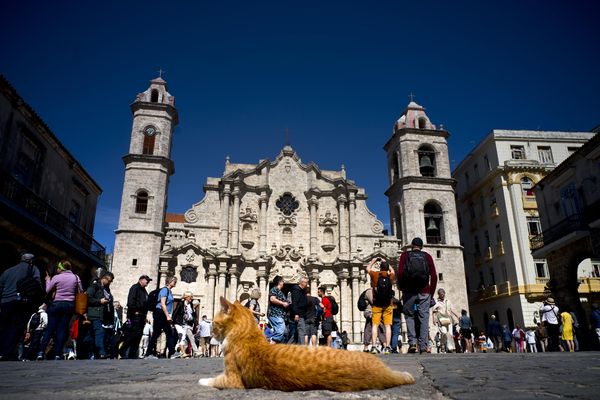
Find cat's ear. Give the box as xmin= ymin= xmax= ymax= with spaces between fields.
xmin=220 ymin=296 xmax=232 ymax=314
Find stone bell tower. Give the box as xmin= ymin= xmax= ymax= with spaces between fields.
xmin=383 ymin=100 xmax=468 ymax=311
xmin=111 ymin=76 xmax=179 ymax=303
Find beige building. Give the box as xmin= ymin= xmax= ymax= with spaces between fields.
xmin=384 ymin=101 xmax=469 ymax=328
xmin=532 ymin=131 xmax=600 ymax=346
xmin=453 ymin=129 xmax=595 ymax=331
xmin=0 ymin=75 xmax=105 ymax=280
xmin=111 ymin=77 xmax=404 ymax=342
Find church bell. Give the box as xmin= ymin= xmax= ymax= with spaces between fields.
xmin=426 ymin=217 xmax=438 ymax=232
xmin=419 ymin=155 xmax=434 ymax=169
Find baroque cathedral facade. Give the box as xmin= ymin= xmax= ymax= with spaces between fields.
xmin=111 ymin=77 xmax=468 ymax=342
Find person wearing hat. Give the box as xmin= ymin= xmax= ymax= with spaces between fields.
xmin=539 ymin=297 xmax=560 ymax=352
xmin=0 ymin=253 xmax=42 ymax=360
xmin=396 ymin=237 xmax=438 ymax=354
xmin=120 ymin=274 xmax=152 ymax=359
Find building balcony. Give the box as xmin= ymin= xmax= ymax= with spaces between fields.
xmin=535 ymin=277 xmax=550 ymax=285
xmin=497 ymin=281 xmax=511 ymax=296
xmin=530 ymin=214 xmax=587 ymax=253
xmin=578 ymin=277 xmax=600 ymax=294
xmin=484 ymin=246 xmax=493 ymax=261
xmin=0 ymin=169 xmax=106 ymax=262
xmin=490 ymin=204 xmax=500 ymax=219
xmin=496 ymin=240 xmax=505 ymax=256
xmin=522 ymin=195 xmax=537 ymax=209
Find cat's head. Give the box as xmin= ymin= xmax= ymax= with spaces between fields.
xmin=212 ymin=296 xmax=256 ymax=341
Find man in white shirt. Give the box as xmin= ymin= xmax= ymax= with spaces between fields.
xmin=25 ymin=304 xmax=47 ymax=360
xmin=539 ymin=297 xmax=560 ymax=352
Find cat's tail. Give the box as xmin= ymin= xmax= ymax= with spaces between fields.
xmin=389 ymin=370 xmax=416 ymax=386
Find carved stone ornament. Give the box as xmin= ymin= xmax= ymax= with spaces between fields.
xmin=184 ymin=209 xmax=199 ymax=223
xmin=185 ymin=249 xmax=195 ymax=263
xmin=372 ymin=220 xmax=384 ymax=234
xmin=272 ymin=244 xmax=303 ymax=262
xmin=180 ymin=265 xmax=198 ymax=284
xmin=239 ymin=207 xmax=258 ymax=222
xmin=319 ymin=210 xmax=338 ymax=226
xmin=278 ymin=215 xmax=297 ymax=226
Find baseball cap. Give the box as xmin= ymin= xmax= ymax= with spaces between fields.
xmin=21 ymin=253 xmax=34 ymax=262
xmin=139 ymin=274 xmax=152 ymax=282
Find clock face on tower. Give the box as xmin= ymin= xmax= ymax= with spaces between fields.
xmin=144 ymin=126 xmax=157 ymax=136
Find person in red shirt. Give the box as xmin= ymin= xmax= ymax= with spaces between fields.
xmin=318 ymin=287 xmax=334 ymax=347
xmin=397 ymin=237 xmax=437 ymax=354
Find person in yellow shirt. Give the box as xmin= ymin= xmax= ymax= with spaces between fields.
xmin=560 ymin=306 xmax=574 ymax=352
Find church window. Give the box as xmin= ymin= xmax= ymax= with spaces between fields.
xmin=276 ymin=193 xmax=299 ymax=216
xmin=391 ymin=155 xmax=400 ymax=183
xmin=132 ymin=259 xmax=137 ymax=266
xmin=282 ymin=227 xmax=293 ymax=244
xmin=484 ymin=154 xmax=491 ymax=171
xmin=418 ymin=117 xmax=427 ymax=129
xmin=150 ymin=89 xmax=159 ymax=103
xmin=418 ymin=145 xmax=436 ymax=177
xmin=142 ymin=135 xmax=155 ymax=155
xmin=424 ymin=201 xmax=444 ymax=244
xmin=135 ymin=191 xmax=149 ymax=214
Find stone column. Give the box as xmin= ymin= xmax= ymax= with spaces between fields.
xmin=338 ymin=269 xmax=350 ymax=334
xmin=206 ymin=263 xmax=217 ymax=318
xmin=158 ymin=260 xmax=169 ymax=288
xmin=257 ymin=267 xmax=268 ymax=314
xmin=348 ymin=192 xmax=357 ymax=256
xmin=310 ymin=269 xmax=319 ymax=297
xmin=214 ymin=261 xmax=228 ymax=314
xmin=309 ymin=196 xmax=319 ymax=257
xmin=230 ymin=188 xmax=241 ymax=252
xmin=258 ymin=192 xmax=268 ymax=255
xmin=228 ymin=264 xmax=238 ymax=302
xmin=509 ymin=180 xmax=530 ymax=285
xmin=337 ymin=195 xmax=349 ymax=258
xmin=219 ymin=185 xmax=231 ymax=249
xmin=351 ymin=265 xmax=361 ymax=343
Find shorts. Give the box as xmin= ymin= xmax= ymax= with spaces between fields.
xmin=321 ymin=316 xmax=334 ymax=337
xmin=461 ymin=328 xmax=472 ymax=338
xmin=371 ymin=305 xmax=393 ymax=326
xmin=200 ymin=336 xmax=211 ymax=347
xmin=305 ymin=322 xmax=318 ymax=338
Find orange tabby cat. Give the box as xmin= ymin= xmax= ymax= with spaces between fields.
xmin=198 ymin=296 xmax=415 ymax=392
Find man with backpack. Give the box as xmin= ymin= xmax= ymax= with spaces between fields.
xmin=367 ymin=257 xmax=395 ymax=354
xmin=0 ymin=253 xmax=42 ymax=361
xmin=397 ymin=237 xmax=438 ymax=354
xmin=119 ymin=274 xmax=151 ymax=359
xmin=317 ymin=286 xmax=338 ymax=347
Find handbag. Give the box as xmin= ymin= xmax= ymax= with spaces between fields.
xmin=439 ymin=317 xmax=452 ymax=326
xmin=74 ymin=275 xmax=88 ymax=315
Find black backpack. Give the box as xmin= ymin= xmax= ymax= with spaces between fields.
xmin=147 ymin=288 xmax=161 ymax=309
xmin=17 ymin=266 xmax=44 ymax=307
xmin=357 ymin=290 xmax=368 ymax=311
xmin=402 ymin=250 xmax=430 ymax=291
xmin=29 ymin=312 xmax=42 ymax=331
xmin=374 ymin=273 xmax=394 ymax=306
xmin=326 ymin=295 xmax=339 ymax=315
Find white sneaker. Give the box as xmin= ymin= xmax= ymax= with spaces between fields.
xmin=170 ymin=352 xmax=182 ymax=359
xmin=145 ymin=355 xmax=158 ymax=359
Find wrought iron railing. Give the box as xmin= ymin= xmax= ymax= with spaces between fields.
xmin=529 ymin=214 xmax=587 ymax=250
xmin=0 ymin=169 xmax=105 ymax=260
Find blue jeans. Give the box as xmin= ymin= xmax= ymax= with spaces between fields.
xmin=391 ymin=318 xmax=402 ymax=351
xmin=402 ymin=292 xmax=431 ymax=351
xmin=40 ymin=301 xmax=74 ymax=358
xmin=268 ymin=315 xmax=285 ymax=343
xmin=85 ymin=319 xmax=106 ymax=357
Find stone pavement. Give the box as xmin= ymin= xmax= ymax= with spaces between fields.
xmin=0 ymin=352 xmax=598 ymax=400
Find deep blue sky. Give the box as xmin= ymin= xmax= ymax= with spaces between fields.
xmin=2 ymin=1 xmax=599 ymax=253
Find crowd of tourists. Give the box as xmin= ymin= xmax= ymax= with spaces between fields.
xmin=1 ymin=244 xmax=600 ymax=361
